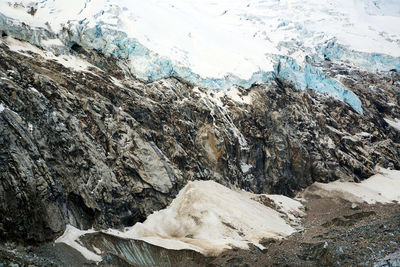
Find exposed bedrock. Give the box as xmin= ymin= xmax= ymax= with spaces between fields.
xmin=0 ymin=40 xmax=399 ymax=244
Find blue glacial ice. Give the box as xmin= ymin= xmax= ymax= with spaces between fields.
xmin=0 ymin=12 xmax=371 ymax=114
xmin=318 ymin=40 xmax=400 ymax=73
xmin=275 ymin=57 xmax=363 ymax=114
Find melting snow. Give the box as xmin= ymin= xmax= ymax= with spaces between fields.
xmin=302 ymin=168 xmax=400 ymax=204
xmin=105 ymin=180 xmax=299 ymax=255
xmin=55 ymin=225 xmax=102 ymax=262
xmin=267 ymin=195 xmax=305 ymax=222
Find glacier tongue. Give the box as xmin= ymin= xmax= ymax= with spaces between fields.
xmin=1 ymin=0 xmax=400 ymax=113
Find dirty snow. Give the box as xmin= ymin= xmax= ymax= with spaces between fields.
xmin=267 ymin=195 xmax=305 ymax=222
xmin=55 ymin=167 xmax=400 ymax=259
xmin=302 ymin=168 xmax=400 ymax=204
xmin=55 ymin=224 xmax=102 ymax=262
xmin=4 ymin=37 xmax=95 ymax=72
xmin=105 ymin=180 xmax=298 ymax=255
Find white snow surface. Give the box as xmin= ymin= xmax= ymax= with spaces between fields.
xmin=1 ymin=0 xmax=399 ymax=80
xmin=105 ymin=180 xmax=299 ymax=255
xmin=3 ymin=37 xmax=95 ymax=72
xmin=302 ymin=168 xmax=400 ymax=204
xmin=4 ymin=0 xmax=400 ymax=113
xmin=267 ymin=194 xmax=305 ymax=222
xmin=384 ymin=118 xmax=400 ymax=131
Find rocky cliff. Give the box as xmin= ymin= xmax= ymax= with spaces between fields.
xmin=1 ymin=36 xmax=399 ymax=246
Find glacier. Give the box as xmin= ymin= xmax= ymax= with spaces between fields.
xmin=1 ymin=0 xmax=400 ymax=113
xmin=275 ymin=57 xmax=363 ymax=114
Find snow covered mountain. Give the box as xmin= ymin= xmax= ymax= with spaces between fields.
xmin=1 ymin=0 xmax=399 ymax=113
xmin=1 ymin=1 xmax=400 ymax=266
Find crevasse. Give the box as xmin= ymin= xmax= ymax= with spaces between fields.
xmin=275 ymin=57 xmax=363 ymax=114
xmin=0 ymin=12 xmax=366 ymax=114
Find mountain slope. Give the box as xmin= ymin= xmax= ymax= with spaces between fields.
xmin=0 ymin=0 xmax=400 ymax=265
xmin=1 ymin=36 xmax=399 ymax=244
xmin=1 ymin=0 xmax=400 ymax=112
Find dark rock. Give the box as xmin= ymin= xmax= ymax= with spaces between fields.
xmin=0 ymin=38 xmax=399 ymax=245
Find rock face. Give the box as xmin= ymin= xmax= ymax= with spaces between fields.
xmin=0 ymin=37 xmax=400 ymax=244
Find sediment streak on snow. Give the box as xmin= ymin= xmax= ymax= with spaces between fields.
xmin=55 ymin=225 xmax=102 ymax=262
xmin=302 ymin=168 xmax=400 ymax=204
xmin=105 ymin=180 xmax=299 ymax=255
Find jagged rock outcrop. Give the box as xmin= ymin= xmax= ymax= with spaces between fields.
xmin=0 ymin=37 xmax=399 ymax=244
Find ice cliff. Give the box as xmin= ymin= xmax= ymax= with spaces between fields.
xmin=1 ymin=0 xmax=400 ymax=113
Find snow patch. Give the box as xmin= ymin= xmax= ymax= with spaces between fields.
xmin=302 ymin=168 xmax=400 ymax=204
xmin=267 ymin=195 xmax=305 ymax=222
xmin=225 ymin=87 xmax=253 ymax=105
xmin=29 ymin=87 xmax=39 ymax=93
xmin=240 ymin=162 xmax=253 ymax=173
xmin=41 ymin=38 xmax=64 ymax=47
xmin=3 ymin=37 xmax=95 ymax=72
xmin=0 ymin=103 xmax=5 ymax=113
xmin=4 ymin=36 xmax=45 ymax=58
xmin=55 ymin=225 xmax=102 ymax=262
xmin=384 ymin=118 xmax=400 ymax=131
xmin=104 ymin=180 xmax=298 ymax=256
xmin=111 ymin=77 xmax=124 ymax=88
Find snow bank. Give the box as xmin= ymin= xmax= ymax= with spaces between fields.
xmin=302 ymin=168 xmax=400 ymax=204
xmin=55 ymin=169 xmax=400 ymax=260
xmin=55 ymin=181 xmax=303 ymax=259
xmin=55 ymin=225 xmax=102 ymax=262
xmin=105 ymin=180 xmax=299 ymax=255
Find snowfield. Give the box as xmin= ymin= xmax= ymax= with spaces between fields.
xmin=1 ymin=0 xmax=400 ymax=113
